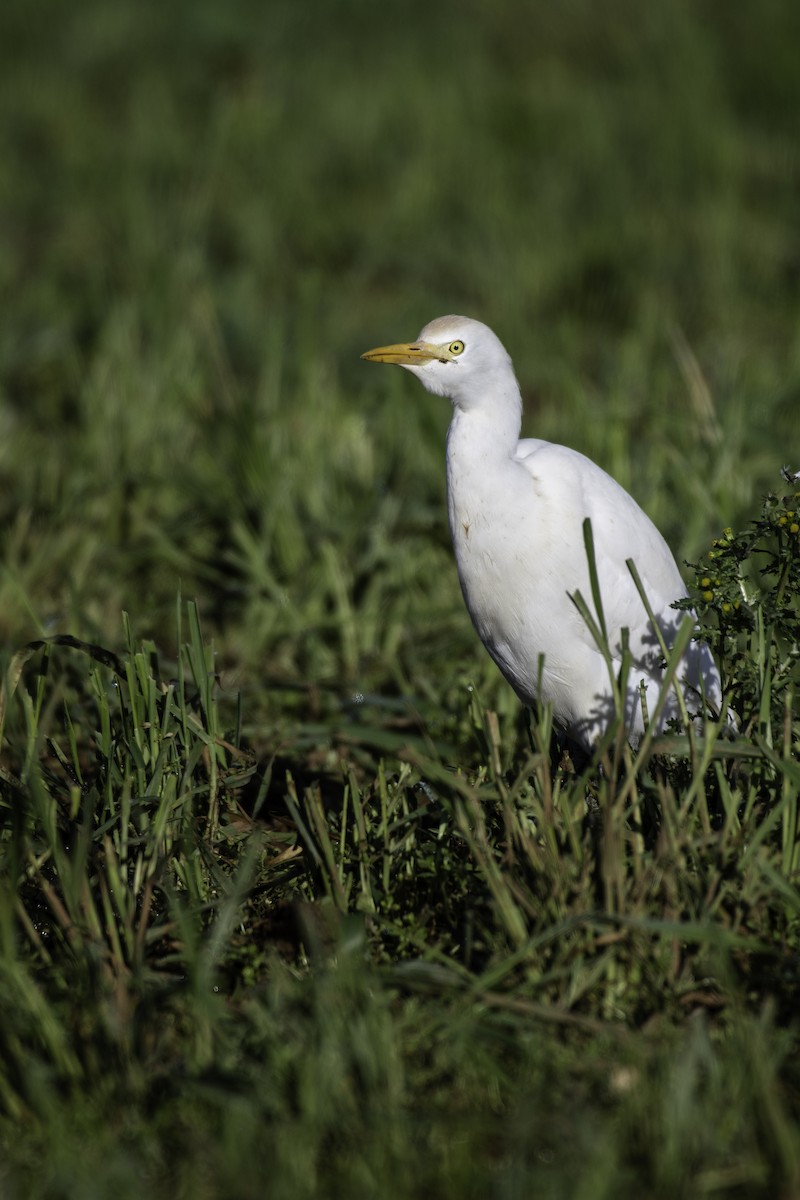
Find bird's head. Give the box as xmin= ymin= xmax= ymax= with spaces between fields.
xmin=361 ymin=315 xmax=518 ymax=412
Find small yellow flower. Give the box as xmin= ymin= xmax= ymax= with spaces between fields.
xmin=700 ymin=576 xmax=711 ymax=587
xmin=791 ymin=523 xmax=799 ymax=534
xmin=702 ymin=589 xmax=714 ymax=602
xmin=721 ymin=602 xmax=731 ymax=614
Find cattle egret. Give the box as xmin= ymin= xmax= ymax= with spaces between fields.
xmin=362 ymin=315 xmax=724 ymax=751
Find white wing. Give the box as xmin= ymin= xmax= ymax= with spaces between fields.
xmin=513 ymin=438 xmax=686 ymax=646
xmin=511 ymin=439 xmax=722 ymax=736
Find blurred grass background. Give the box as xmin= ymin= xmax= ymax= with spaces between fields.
xmin=1 ymin=0 xmax=800 ymax=1195
xmin=2 ymin=0 xmax=799 ymax=677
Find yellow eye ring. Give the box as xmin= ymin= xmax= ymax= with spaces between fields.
xmin=449 ymin=340 xmax=465 ymax=356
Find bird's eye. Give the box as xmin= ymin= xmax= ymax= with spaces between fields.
xmin=449 ymin=340 xmax=465 ymax=356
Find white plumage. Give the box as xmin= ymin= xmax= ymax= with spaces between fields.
xmin=362 ymin=315 xmax=723 ymax=750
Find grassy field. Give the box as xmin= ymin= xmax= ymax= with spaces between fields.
xmin=1 ymin=0 xmax=800 ymax=1195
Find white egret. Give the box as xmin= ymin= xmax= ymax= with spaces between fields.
xmin=362 ymin=315 xmax=724 ymax=751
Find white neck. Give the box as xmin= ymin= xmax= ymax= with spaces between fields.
xmin=446 ymin=379 xmax=523 ymax=462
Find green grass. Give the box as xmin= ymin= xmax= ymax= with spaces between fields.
xmin=1 ymin=0 xmax=800 ymax=1195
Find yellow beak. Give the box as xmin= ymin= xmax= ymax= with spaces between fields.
xmin=361 ymin=340 xmax=454 ymax=366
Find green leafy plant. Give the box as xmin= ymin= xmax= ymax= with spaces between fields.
xmin=679 ymin=468 xmax=800 ymax=750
